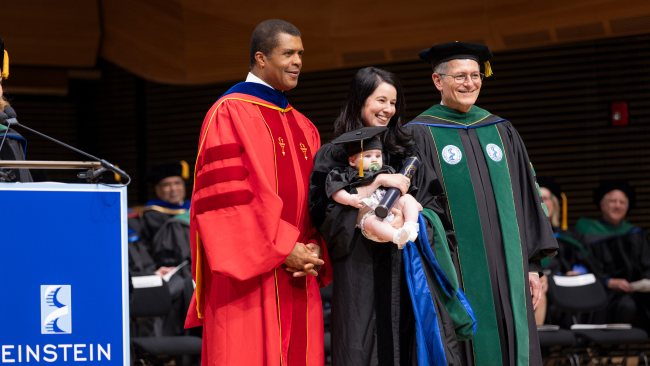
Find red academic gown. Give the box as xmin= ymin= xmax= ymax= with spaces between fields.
xmin=185 ymin=82 xmax=333 ymax=366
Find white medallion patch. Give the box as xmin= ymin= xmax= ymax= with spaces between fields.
xmin=442 ymin=145 xmax=462 ymax=165
xmin=486 ymin=143 xmax=503 ymax=162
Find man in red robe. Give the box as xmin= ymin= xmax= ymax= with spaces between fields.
xmin=185 ymin=19 xmax=333 ymax=365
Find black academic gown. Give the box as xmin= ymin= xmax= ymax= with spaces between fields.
xmin=546 ymin=228 xmax=597 ymax=276
xmin=310 ymin=143 xmax=416 ymax=366
xmin=406 ymin=105 xmax=558 ymax=366
xmin=0 ymin=128 xmax=32 ymax=182
xmin=309 ymin=142 xmax=462 ymax=366
xmin=576 ymin=219 xmax=650 ymax=327
xmin=128 ymin=215 xmax=194 ymax=337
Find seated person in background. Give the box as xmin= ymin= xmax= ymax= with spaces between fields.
xmin=0 ymin=39 xmax=32 ymax=182
xmin=139 ymin=161 xmax=192 ymax=273
xmin=576 ymin=179 xmax=650 ymax=328
xmin=327 ymin=127 xmax=421 ymax=248
xmin=141 ymin=160 xmax=191 ymax=240
xmin=128 ymin=161 xmax=194 ymax=336
xmin=127 ymin=225 xmax=194 ymax=337
xmin=538 ymin=176 xmax=594 ymax=277
xmin=536 ymin=177 xmax=594 ymax=326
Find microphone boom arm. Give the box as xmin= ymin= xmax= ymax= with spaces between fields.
xmin=1 ymin=107 xmax=130 ymax=184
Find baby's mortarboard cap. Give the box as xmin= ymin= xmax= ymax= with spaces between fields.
xmin=332 ymin=126 xmax=387 ymax=177
xmin=419 ymin=42 xmax=493 ymax=77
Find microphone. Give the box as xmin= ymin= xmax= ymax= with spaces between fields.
xmin=4 ymin=106 xmax=16 ymax=117
xmin=101 ymin=159 xmax=130 ymax=180
xmin=3 ymin=106 xmax=18 ymax=124
xmin=2 ymin=105 xmax=131 ymax=184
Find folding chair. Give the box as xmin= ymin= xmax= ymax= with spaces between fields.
xmin=537 ymin=325 xmax=577 ymax=365
xmin=130 ymin=276 xmax=202 ymax=365
xmin=547 ymin=274 xmax=648 ymax=366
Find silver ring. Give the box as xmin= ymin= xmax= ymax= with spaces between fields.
xmin=406 ymin=182 xmax=410 ymax=186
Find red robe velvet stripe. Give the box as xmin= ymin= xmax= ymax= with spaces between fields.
xmin=185 ymin=91 xmax=332 ymax=366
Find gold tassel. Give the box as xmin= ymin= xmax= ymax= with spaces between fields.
xmin=113 ymin=165 xmax=122 ymax=184
xmin=180 ymin=160 xmax=190 ymax=179
xmin=2 ymin=50 xmax=9 ymax=79
xmin=359 ymin=140 xmax=364 ymax=178
xmin=484 ymin=61 xmax=493 ymax=78
xmin=561 ymin=192 xmax=568 ymax=231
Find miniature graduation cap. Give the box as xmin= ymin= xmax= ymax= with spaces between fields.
xmin=148 ymin=160 xmax=190 ymax=185
xmin=332 ymin=126 xmax=387 ymax=177
xmin=1 ymin=39 xmax=8 ymax=80
xmin=593 ymin=179 xmax=636 ymax=210
xmin=419 ymin=42 xmax=494 ymax=77
xmin=537 ymin=176 xmax=568 ymax=230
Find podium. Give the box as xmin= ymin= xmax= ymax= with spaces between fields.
xmin=0 ymin=182 xmax=129 ymax=366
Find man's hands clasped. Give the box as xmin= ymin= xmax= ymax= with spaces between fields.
xmin=284 ymin=242 xmax=324 ymax=278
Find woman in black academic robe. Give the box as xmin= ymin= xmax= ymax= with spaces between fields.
xmin=309 ymin=67 xmax=461 ymax=366
xmin=0 ymin=71 xmax=32 ymax=182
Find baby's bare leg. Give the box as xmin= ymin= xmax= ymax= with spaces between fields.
xmin=392 ymin=194 xmax=422 ymax=223
xmin=363 ymin=215 xmax=398 ymax=243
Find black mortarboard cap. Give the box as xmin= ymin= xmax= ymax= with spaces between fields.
xmin=593 ymin=179 xmax=635 ymax=209
xmin=1 ymin=39 xmax=8 ymax=80
xmin=537 ymin=176 xmax=562 ymax=199
xmin=332 ymin=126 xmax=387 ymax=177
xmin=419 ymin=42 xmax=493 ymax=77
xmin=148 ymin=160 xmax=190 ymax=185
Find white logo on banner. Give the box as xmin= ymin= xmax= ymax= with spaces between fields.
xmin=41 ymin=285 xmax=71 ymax=334
xmin=486 ymin=143 xmax=503 ymax=162
xmin=442 ymin=145 xmax=462 ymax=165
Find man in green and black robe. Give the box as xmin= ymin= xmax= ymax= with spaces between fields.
xmin=576 ymin=180 xmax=650 ymax=329
xmin=404 ymin=42 xmax=558 ymax=366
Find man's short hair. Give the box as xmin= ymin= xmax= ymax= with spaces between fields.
xmin=433 ymin=61 xmax=449 ymax=75
xmin=250 ymin=19 xmax=301 ymax=69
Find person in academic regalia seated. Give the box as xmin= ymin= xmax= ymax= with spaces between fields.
xmin=184 ymin=19 xmax=331 ymax=366
xmin=404 ymin=42 xmax=558 ymax=366
xmin=127 ymin=223 xmax=196 ymax=338
xmin=139 ymin=161 xmax=193 ymax=273
xmin=535 ymin=177 xmax=595 ymax=327
xmin=0 ymin=39 xmax=32 ymax=183
xmin=126 ymin=161 xmax=195 ymax=336
xmin=576 ymin=180 xmax=650 ymax=329
xmin=537 ymin=177 xmax=594 ymax=277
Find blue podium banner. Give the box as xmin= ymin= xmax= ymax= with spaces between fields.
xmin=0 ymin=183 xmax=129 ymax=365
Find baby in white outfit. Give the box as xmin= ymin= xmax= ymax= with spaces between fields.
xmin=331 ymin=146 xmax=421 ymax=248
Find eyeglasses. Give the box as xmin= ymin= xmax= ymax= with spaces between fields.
xmin=438 ymin=73 xmax=485 ymax=83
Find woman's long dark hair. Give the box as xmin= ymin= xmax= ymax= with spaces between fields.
xmin=333 ymin=67 xmax=413 ymax=157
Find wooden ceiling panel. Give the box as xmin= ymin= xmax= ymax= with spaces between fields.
xmin=100 ymin=0 xmax=186 ymax=82
xmin=3 ymin=0 xmax=650 ymax=85
xmin=0 ymin=0 xmax=100 ymax=67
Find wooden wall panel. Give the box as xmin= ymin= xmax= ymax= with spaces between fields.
xmin=10 ymin=32 xmax=649 ymax=226
xmin=3 ymin=96 xmax=79 ymax=183
xmin=140 ymin=33 xmax=650 ymax=227
xmin=69 ymin=61 xmax=140 ymax=204
xmin=97 ymin=0 xmax=650 ymax=84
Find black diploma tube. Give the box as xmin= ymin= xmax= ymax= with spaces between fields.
xmin=374 ymin=156 xmax=420 ymax=219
